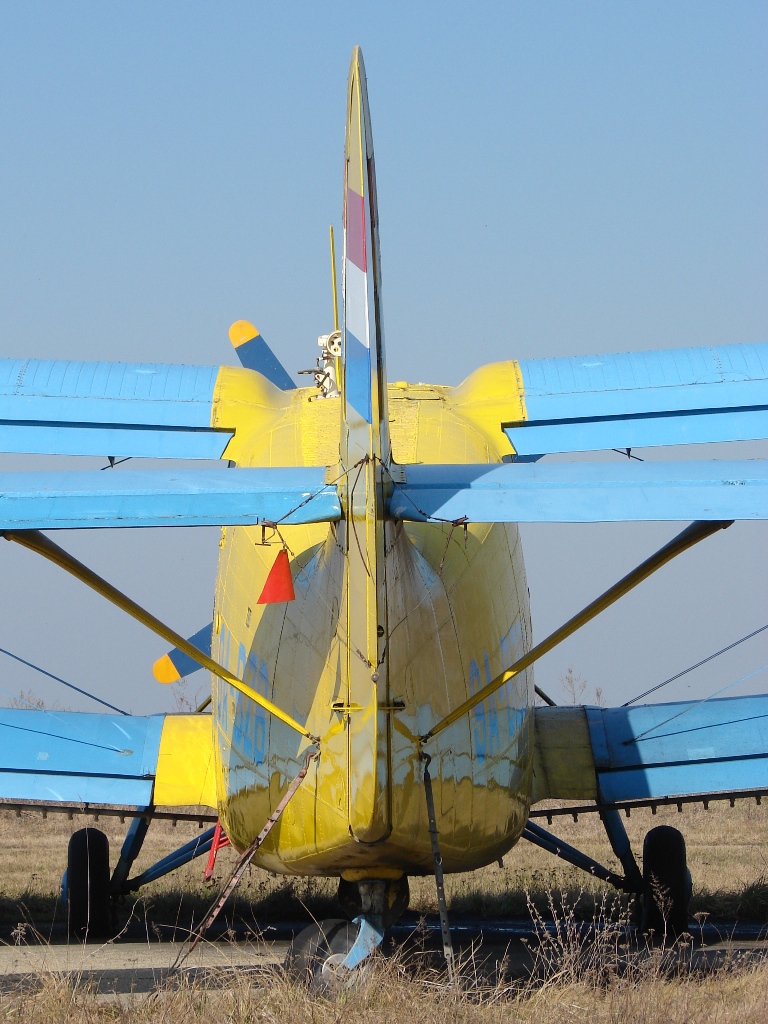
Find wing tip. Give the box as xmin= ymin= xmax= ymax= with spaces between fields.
xmin=153 ymin=654 xmax=181 ymax=685
xmin=229 ymin=320 xmax=260 ymax=349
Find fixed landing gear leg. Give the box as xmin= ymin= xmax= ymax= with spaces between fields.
xmin=110 ymin=810 xmax=151 ymax=895
xmin=600 ymin=807 xmax=643 ymax=892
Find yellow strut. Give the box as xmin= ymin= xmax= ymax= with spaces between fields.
xmin=421 ymin=519 xmax=733 ymax=743
xmin=3 ymin=530 xmax=315 ymax=742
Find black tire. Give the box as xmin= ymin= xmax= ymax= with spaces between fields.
xmin=641 ymin=825 xmax=690 ymax=939
xmin=285 ymin=918 xmax=358 ymax=991
xmin=66 ymin=828 xmax=111 ymax=939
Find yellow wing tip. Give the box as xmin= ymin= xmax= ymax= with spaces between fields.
xmin=153 ymin=654 xmax=181 ymax=684
xmin=229 ymin=320 xmax=259 ymax=349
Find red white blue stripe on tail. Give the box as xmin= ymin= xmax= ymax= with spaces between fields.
xmin=342 ymin=47 xmax=388 ymax=454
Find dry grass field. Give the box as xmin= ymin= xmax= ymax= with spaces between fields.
xmin=2 ymin=797 xmax=767 ymax=929
xmin=2 ymin=798 xmax=768 ymax=1021
xmin=3 ymin=956 xmax=768 ymax=1024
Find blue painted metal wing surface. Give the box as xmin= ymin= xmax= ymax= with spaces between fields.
xmin=0 ymin=360 xmax=231 ymax=458
xmin=391 ymin=461 xmax=768 ymax=523
xmin=586 ymin=695 xmax=768 ymax=803
xmin=505 ymin=342 xmax=768 ymax=456
xmin=0 ymin=467 xmax=340 ymax=528
xmin=0 ymin=710 xmax=164 ymax=804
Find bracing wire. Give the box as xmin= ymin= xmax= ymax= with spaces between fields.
xmin=0 ymin=646 xmax=128 ymax=715
xmin=626 ymin=660 xmax=768 ymax=745
xmin=623 ymin=622 xmax=768 ymax=707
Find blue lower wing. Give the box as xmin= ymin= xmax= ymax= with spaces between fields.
xmin=0 ymin=709 xmax=164 ymax=805
xmin=585 ymin=695 xmax=768 ymax=803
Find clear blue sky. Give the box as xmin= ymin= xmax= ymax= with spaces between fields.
xmin=0 ymin=2 xmax=765 ymax=713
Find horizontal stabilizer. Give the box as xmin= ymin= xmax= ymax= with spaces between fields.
xmin=534 ymin=694 xmax=768 ymax=805
xmin=153 ymin=623 xmax=213 ymax=683
xmin=390 ymin=460 xmax=768 ymax=523
xmin=0 ymin=710 xmax=215 ymax=808
xmin=0 ymin=359 xmax=231 ymax=459
xmin=0 ymin=467 xmax=340 ymax=529
xmin=505 ymin=342 xmax=768 ymax=456
xmin=229 ymin=321 xmax=296 ymax=390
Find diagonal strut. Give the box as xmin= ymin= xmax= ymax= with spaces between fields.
xmin=2 ymin=529 xmax=315 ymax=741
xmin=421 ymin=519 xmax=733 ymax=743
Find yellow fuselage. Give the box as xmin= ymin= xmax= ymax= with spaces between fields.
xmin=209 ymin=363 xmax=534 ymax=878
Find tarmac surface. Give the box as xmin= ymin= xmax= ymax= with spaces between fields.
xmin=0 ymin=937 xmax=286 ymax=995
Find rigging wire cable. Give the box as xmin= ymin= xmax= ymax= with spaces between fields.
xmin=623 ymin=622 xmax=768 ymax=707
xmin=627 ymin=660 xmax=768 ymax=745
xmin=0 ymin=646 xmax=128 ymax=715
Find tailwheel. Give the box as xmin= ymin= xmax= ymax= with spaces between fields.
xmin=66 ymin=828 xmax=112 ymax=939
xmin=285 ymin=919 xmax=359 ymax=991
xmin=641 ymin=825 xmax=692 ymax=940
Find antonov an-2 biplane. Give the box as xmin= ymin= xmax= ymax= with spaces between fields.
xmin=0 ymin=47 xmax=767 ymax=980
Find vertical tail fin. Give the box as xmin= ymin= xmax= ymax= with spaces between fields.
xmin=339 ymin=47 xmax=392 ymax=842
xmin=341 ymin=46 xmax=390 ymax=466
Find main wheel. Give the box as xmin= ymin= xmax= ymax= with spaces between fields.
xmin=66 ymin=828 xmax=111 ymax=939
xmin=285 ymin=918 xmax=358 ymax=991
xmin=641 ymin=825 xmax=691 ymax=939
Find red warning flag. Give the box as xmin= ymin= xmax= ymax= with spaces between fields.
xmin=257 ymin=548 xmax=295 ymax=604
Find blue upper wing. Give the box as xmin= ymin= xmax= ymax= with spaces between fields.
xmin=0 ymin=359 xmax=231 ymax=459
xmin=505 ymin=342 xmax=768 ymax=457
